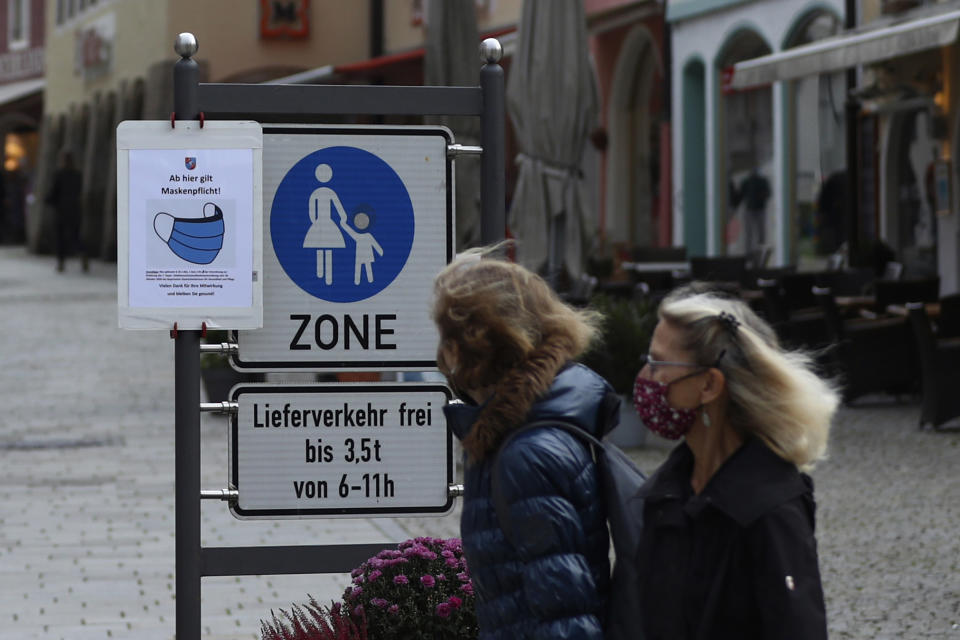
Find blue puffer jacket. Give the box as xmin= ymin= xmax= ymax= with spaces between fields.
xmin=444 ymin=364 xmax=618 ymax=640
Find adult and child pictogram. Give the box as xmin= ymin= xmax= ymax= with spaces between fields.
xmin=302 ymin=164 xmax=384 ymax=286
xmin=271 ymin=146 xmax=415 ymax=304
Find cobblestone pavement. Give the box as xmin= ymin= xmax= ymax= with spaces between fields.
xmin=1 ymin=246 xmax=958 ymax=639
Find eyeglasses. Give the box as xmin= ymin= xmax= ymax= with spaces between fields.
xmin=639 ymin=353 xmax=703 ymax=376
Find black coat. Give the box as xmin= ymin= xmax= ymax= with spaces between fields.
xmin=636 ymin=438 xmax=827 ymax=640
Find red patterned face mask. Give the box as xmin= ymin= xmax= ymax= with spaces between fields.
xmin=632 ymin=373 xmax=699 ymax=440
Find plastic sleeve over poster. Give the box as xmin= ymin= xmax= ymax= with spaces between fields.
xmin=116 ymin=120 xmax=263 ymax=330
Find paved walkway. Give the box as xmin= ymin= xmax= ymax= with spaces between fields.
xmin=0 ymin=246 xmax=958 ymax=639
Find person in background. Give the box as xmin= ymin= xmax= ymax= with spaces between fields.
xmin=47 ymin=150 xmax=87 ymax=272
xmin=739 ymin=168 xmax=771 ymax=255
xmin=433 ymin=249 xmax=617 ymax=639
xmin=634 ymin=283 xmax=838 ymax=639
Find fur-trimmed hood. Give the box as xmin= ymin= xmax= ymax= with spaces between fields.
xmin=444 ymin=362 xmax=620 ymax=462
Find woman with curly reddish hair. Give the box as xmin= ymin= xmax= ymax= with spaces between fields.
xmin=433 ymin=250 xmax=618 ymax=640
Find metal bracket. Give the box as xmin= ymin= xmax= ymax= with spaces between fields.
xmin=447 ymin=483 xmax=464 ymax=498
xmin=201 ymin=489 xmax=238 ymax=502
xmin=447 ymin=144 xmax=482 ymax=158
xmin=200 ymin=401 xmax=238 ymax=414
xmin=199 ymin=342 xmax=239 ymax=355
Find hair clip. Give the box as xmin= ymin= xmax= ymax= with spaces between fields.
xmin=717 ymin=311 xmax=740 ymax=333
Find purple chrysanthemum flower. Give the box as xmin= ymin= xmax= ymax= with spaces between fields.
xmin=420 ymin=575 xmax=436 ymax=588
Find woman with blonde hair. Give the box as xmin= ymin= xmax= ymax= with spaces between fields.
xmin=633 ymin=283 xmax=838 ymax=639
xmin=433 ymin=250 xmax=618 ymax=639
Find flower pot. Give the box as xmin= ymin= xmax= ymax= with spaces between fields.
xmin=605 ymin=394 xmax=648 ymax=448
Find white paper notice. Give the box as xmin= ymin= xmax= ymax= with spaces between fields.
xmin=128 ymin=148 xmax=254 ymax=308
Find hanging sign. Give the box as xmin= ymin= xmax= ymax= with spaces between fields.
xmin=116 ymin=120 xmax=263 ymax=330
xmin=235 ymin=125 xmax=453 ymax=370
xmin=229 ymin=383 xmax=454 ymax=519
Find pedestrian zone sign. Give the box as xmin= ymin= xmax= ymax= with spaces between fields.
xmin=229 ymin=383 xmax=454 ymax=519
xmin=236 ymin=125 xmax=453 ymax=370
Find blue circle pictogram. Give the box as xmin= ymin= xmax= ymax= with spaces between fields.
xmin=271 ymin=146 xmax=415 ymax=303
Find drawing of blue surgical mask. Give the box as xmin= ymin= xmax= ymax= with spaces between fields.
xmin=154 ymin=202 xmax=224 ymax=265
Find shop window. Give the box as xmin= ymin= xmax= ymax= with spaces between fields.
xmin=718 ymin=30 xmax=773 ymax=258
xmin=784 ymin=12 xmax=845 ymax=268
xmin=8 ymin=0 xmax=29 ymax=50
xmin=57 ymin=0 xmax=98 ymax=27
xmin=4 ymin=133 xmax=33 ymax=172
xmin=892 ymin=109 xmax=939 ymax=275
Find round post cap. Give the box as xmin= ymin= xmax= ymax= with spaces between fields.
xmin=174 ymin=33 xmax=198 ymax=58
xmin=479 ymin=38 xmax=503 ymax=64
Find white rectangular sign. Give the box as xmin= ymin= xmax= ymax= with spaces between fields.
xmin=235 ymin=125 xmax=453 ymax=370
xmin=230 ymin=384 xmax=454 ymax=519
xmin=117 ymin=120 xmax=263 ymax=330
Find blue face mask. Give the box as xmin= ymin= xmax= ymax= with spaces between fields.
xmin=154 ymin=202 xmax=224 ymax=265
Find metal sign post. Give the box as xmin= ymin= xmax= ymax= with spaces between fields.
xmin=168 ymin=32 xmax=505 ymax=640
xmin=171 ymin=33 xmax=202 ymax=640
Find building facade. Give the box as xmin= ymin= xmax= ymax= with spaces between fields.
xmin=589 ymin=0 xmax=669 ymax=259
xmin=0 ymin=0 xmax=44 ymax=244
xmin=31 ymin=0 xmax=670 ymax=279
xmin=669 ymin=0 xmax=845 ymax=265
xmin=33 ymin=0 xmax=380 ymax=258
xmin=728 ymin=0 xmax=960 ymax=294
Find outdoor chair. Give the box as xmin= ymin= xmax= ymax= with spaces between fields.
xmin=756 ymin=278 xmax=828 ymax=351
xmin=882 ymin=261 xmax=904 ymax=280
xmin=630 ymin=246 xmax=687 ymax=263
xmin=689 ymin=256 xmax=747 ymax=286
xmin=824 ymin=267 xmax=875 ymax=296
xmin=936 ymin=293 xmax=960 ymax=339
xmin=873 ymin=276 xmax=939 ymax=314
xmin=907 ymin=303 xmax=960 ymax=429
xmin=779 ymin=272 xmax=820 ymax=312
xmin=813 ymin=286 xmax=919 ymax=403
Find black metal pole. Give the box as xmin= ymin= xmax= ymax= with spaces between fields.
xmin=844 ymin=0 xmax=860 ymax=266
xmin=173 ymin=32 xmax=202 ymax=640
xmin=370 ymin=0 xmax=384 ymax=59
xmin=479 ymin=38 xmax=506 ymax=246
xmin=845 ymin=91 xmax=860 ymax=266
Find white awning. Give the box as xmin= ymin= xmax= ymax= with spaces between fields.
xmin=0 ymin=76 xmax=43 ymax=106
xmin=730 ymin=9 xmax=960 ymax=90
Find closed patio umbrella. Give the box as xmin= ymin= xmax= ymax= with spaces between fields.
xmin=507 ymin=0 xmax=597 ymax=279
xmin=425 ymin=0 xmax=481 ymax=250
